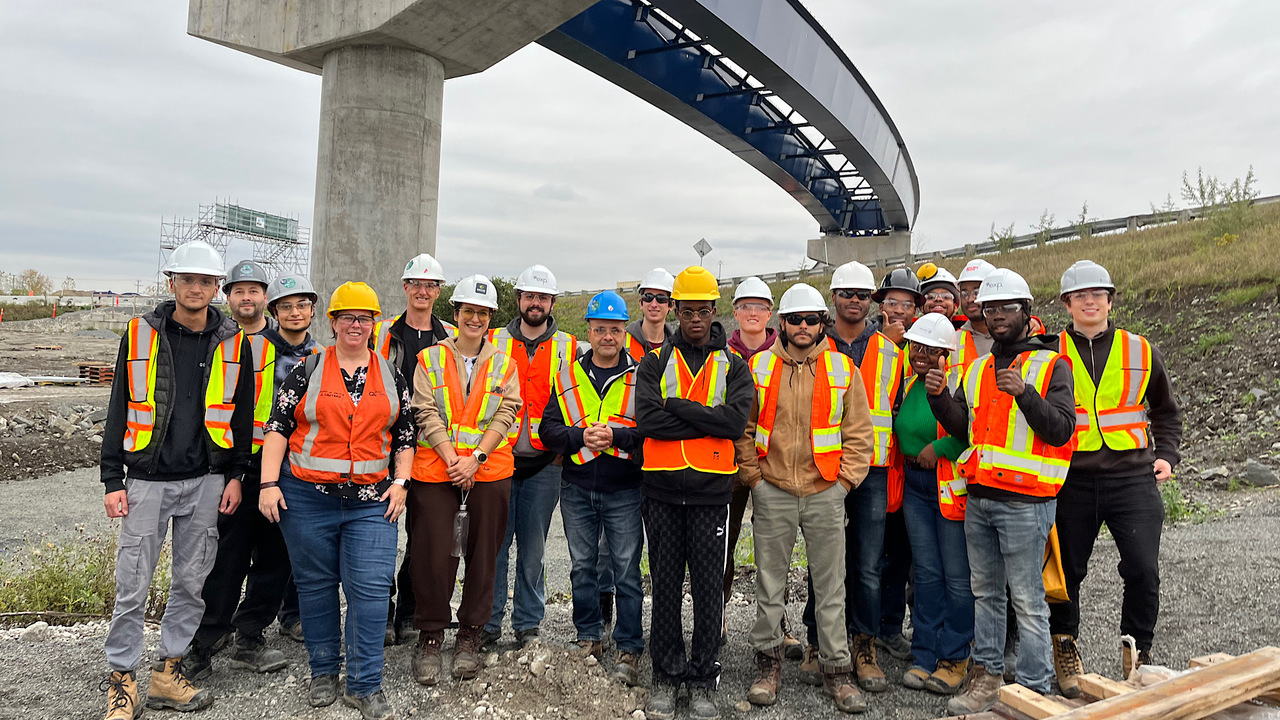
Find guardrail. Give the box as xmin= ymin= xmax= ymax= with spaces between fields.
xmin=562 ymin=194 xmax=1280 ymax=297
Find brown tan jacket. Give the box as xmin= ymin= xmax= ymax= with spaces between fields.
xmin=735 ymin=335 xmax=874 ymax=497
xmin=411 ymin=336 xmax=523 ymax=449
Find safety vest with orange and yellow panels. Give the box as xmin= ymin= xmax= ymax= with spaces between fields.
xmin=954 ymin=328 xmax=982 ymax=370
xmin=1059 ymin=329 xmax=1152 ymax=452
xmin=826 ymin=333 xmax=904 ymax=467
xmin=902 ymin=368 xmax=968 ymax=520
xmin=749 ymin=348 xmax=854 ymax=483
xmin=245 ymin=334 xmax=275 ymax=453
xmin=488 ymin=328 xmax=578 ymax=452
xmin=411 ymin=343 xmax=518 ymax=483
xmin=553 ymin=360 xmax=637 ymax=465
xmin=642 ymin=348 xmax=737 ymax=474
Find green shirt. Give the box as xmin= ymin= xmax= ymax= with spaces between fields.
xmin=894 ymin=378 xmax=968 ymax=461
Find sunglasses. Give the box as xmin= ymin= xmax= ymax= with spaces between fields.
xmin=783 ymin=314 xmax=823 ymax=327
xmin=834 ymin=289 xmax=872 ymax=301
xmin=640 ymin=293 xmax=672 ymax=304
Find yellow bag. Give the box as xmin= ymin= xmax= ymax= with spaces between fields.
xmin=1042 ymin=523 xmax=1070 ymax=603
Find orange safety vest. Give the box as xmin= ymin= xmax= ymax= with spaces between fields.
xmin=553 ymin=359 xmax=637 ymax=465
xmin=489 ymin=328 xmax=578 ymax=451
xmin=954 ymin=328 xmax=982 ymax=370
xmin=642 ymin=347 xmax=737 ymax=474
xmin=902 ymin=370 xmax=968 ymax=521
xmin=958 ymin=351 xmax=1075 ymax=498
xmin=625 ymin=332 xmax=648 ymax=363
xmin=288 ymin=346 xmax=399 ymax=484
xmin=411 ymin=344 xmax=517 ymax=483
xmin=1060 ymin=330 xmax=1152 ymax=451
xmin=749 ymin=349 xmax=854 ymax=483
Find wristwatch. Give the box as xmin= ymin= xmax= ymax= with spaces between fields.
xmin=474 ymin=449 xmax=489 ymax=465
xmin=392 ymin=478 xmax=409 ymax=487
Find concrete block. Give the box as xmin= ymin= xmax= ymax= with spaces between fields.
xmin=807 ymin=231 xmax=911 ymax=268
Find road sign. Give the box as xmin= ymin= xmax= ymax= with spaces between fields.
xmin=693 ymin=238 xmax=713 ymax=258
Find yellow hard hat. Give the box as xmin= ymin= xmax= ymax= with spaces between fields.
xmin=327 ymin=281 xmax=382 ymax=317
xmin=671 ymin=266 xmax=721 ymax=301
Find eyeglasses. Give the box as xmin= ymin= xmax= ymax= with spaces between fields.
xmin=405 ymin=279 xmax=441 ymax=290
xmin=589 ymin=326 xmax=625 ymax=337
xmin=458 ymin=306 xmax=491 ymax=320
xmin=880 ymin=298 xmax=916 ymax=310
xmin=1067 ymin=289 xmax=1111 ymax=302
xmin=924 ymin=291 xmax=956 ymax=303
xmin=913 ymin=344 xmax=948 ymax=358
xmin=640 ymin=293 xmax=672 ymax=304
xmin=834 ymin=289 xmax=872 ymax=301
xmin=959 ymin=288 xmax=981 ymax=299
xmin=981 ymin=302 xmax=1024 ymax=318
xmin=274 ymin=300 xmax=314 ymax=313
xmin=173 ymin=275 xmax=216 ymax=288
xmin=520 ymin=292 xmax=554 ymax=304
xmin=783 ymin=314 xmax=823 ymax=327
xmin=734 ymin=302 xmax=771 ymax=314
xmin=677 ymin=307 xmax=715 ymax=320
xmin=334 ymin=313 xmax=375 ymax=326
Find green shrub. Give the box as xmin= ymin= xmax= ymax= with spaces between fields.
xmin=1159 ymin=480 xmax=1219 ymax=523
xmin=1195 ymin=331 xmax=1234 ymax=353
xmin=1218 ymin=284 xmax=1270 ymax=307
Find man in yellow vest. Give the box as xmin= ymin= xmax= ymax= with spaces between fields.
xmin=737 ymin=283 xmax=873 ymax=714
xmin=1049 ymin=261 xmax=1182 ymax=694
xmin=99 ymin=240 xmax=254 ymax=719
xmin=926 ymin=268 xmax=1077 ymax=714
xmin=636 ymin=266 xmax=753 ymax=720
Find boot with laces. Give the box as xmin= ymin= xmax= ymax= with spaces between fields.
xmin=342 ymin=690 xmax=395 ymax=720
xmin=1121 ymin=641 xmax=1150 ymax=680
xmin=101 ymin=670 xmax=141 ymax=720
xmin=413 ymin=630 xmax=443 ymax=686
xmin=452 ymin=625 xmax=484 ymax=679
xmin=569 ymin=639 xmax=603 ymax=660
xmin=924 ymin=657 xmax=970 ymax=695
xmin=613 ymin=652 xmax=640 ymax=686
xmin=799 ymin=644 xmax=823 ymax=686
xmin=747 ymin=651 xmax=782 ymax=706
xmin=1053 ymin=634 xmax=1084 ymax=698
xmin=147 ymin=657 xmax=214 ymax=711
xmin=852 ymin=634 xmax=887 ymax=693
xmin=228 ymin=632 xmax=289 ymax=674
xmin=823 ymin=671 xmax=868 ymax=714
xmin=946 ymin=663 xmax=1003 ymax=715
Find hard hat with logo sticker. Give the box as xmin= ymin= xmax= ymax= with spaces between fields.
xmin=514 ymin=265 xmax=559 ymax=295
xmin=451 ymin=274 xmax=500 ymax=310
xmin=918 ymin=265 xmax=960 ymax=301
xmin=976 ymin=268 xmax=1033 ymax=303
xmin=402 ymin=253 xmax=446 ymax=281
xmin=267 ymin=274 xmax=318 ymax=309
xmin=586 ymin=291 xmax=630 ymax=321
xmin=904 ymin=312 xmax=958 ymax=351
xmin=221 ymin=259 xmax=271 ymax=293
xmin=958 ymin=258 xmax=997 ymax=284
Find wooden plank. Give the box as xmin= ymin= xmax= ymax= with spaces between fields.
xmin=1044 ymin=646 xmax=1280 ymax=720
xmin=1076 ymin=673 xmax=1134 ymax=700
xmin=1187 ymin=652 xmax=1280 ymax=705
xmin=998 ymin=684 xmax=1073 ymax=719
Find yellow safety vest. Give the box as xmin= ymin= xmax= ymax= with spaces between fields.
xmin=246 ymin=334 xmax=276 ymax=453
xmin=1060 ymin=330 xmax=1152 ymax=451
xmin=553 ymin=360 xmax=637 ymax=465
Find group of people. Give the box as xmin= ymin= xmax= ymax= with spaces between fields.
xmin=97 ymin=239 xmax=1181 ymax=720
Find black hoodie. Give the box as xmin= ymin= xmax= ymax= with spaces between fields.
xmin=635 ymin=322 xmax=753 ymax=505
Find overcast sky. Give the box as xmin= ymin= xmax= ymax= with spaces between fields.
xmin=1 ymin=1 xmax=1276 ymax=292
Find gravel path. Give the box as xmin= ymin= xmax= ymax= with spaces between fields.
xmin=1 ymin=469 xmax=1278 ymax=719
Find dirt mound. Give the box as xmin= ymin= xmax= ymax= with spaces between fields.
xmin=0 ymin=403 xmax=105 ymax=483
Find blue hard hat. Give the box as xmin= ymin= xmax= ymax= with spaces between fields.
xmin=586 ymin=291 xmax=630 ymax=322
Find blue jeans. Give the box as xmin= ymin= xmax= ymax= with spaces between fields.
xmin=277 ymin=468 xmax=397 ymax=697
xmin=901 ymin=466 xmax=974 ymax=670
xmin=966 ymin=496 xmax=1056 ymax=693
xmin=803 ymin=466 xmax=888 ymax=643
xmin=487 ymin=463 xmax=562 ymax=634
xmin=559 ymin=482 xmax=644 ymax=654
xmin=597 ymin=531 xmax=615 ymax=594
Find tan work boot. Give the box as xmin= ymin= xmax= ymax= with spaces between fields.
xmin=945 ymin=664 xmax=1003 ymax=715
xmin=147 ymin=657 xmax=214 ymax=711
xmin=452 ymin=625 xmax=484 ymax=679
xmin=569 ymin=639 xmax=603 ymax=660
xmin=924 ymin=657 xmax=970 ymax=695
xmin=852 ymin=634 xmax=887 ymax=693
xmin=413 ymin=631 xmax=443 ymax=686
xmin=1053 ymin=634 xmax=1084 ymax=698
xmin=1121 ymin=641 xmax=1150 ymax=680
xmin=798 ymin=644 xmax=823 ymax=686
xmin=823 ymin=672 xmax=868 ymax=714
xmin=781 ymin=631 xmax=804 ymax=660
xmin=101 ymin=670 xmax=141 ymax=720
xmin=747 ymin=651 xmax=782 ymax=706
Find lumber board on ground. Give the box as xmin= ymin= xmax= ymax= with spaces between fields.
xmin=1188 ymin=652 xmax=1280 ymax=705
xmin=998 ymin=685 xmax=1073 ymax=719
xmin=1076 ymin=673 xmax=1134 ymax=700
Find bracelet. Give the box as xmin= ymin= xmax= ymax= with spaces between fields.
xmin=260 ymin=481 xmax=279 ymax=490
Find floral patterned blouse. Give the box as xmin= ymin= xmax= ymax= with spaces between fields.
xmin=264 ymin=359 xmax=416 ymax=501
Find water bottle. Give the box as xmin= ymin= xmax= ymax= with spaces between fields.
xmin=451 ymin=494 xmax=470 ymax=558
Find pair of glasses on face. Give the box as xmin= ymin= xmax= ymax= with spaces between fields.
xmin=640 ymin=293 xmax=671 ymax=304
xmin=1067 ymin=289 xmax=1110 ymax=302
xmin=923 ymin=291 xmax=955 ymax=303
xmin=405 ymin=279 xmax=441 ymax=290
xmin=274 ymin=300 xmax=313 ymax=313
xmin=783 ymin=314 xmax=823 ymax=327
xmin=174 ymin=275 xmax=217 ymax=289
xmin=677 ymin=307 xmax=715 ymax=320
xmin=589 ymin=326 xmax=625 ymax=337
xmin=834 ymin=289 xmax=872 ymax=301
xmin=914 ymin=345 xmax=948 ymax=358
xmin=880 ymin=298 xmax=916 ymax=310
xmin=734 ymin=302 xmax=770 ymax=314
xmin=982 ymin=303 xmax=1023 ymax=318
xmin=334 ymin=314 xmax=375 ymax=326
xmin=458 ymin=307 xmax=491 ymax=321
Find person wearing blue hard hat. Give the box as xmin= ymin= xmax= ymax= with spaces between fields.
xmin=540 ymin=290 xmax=647 ymax=684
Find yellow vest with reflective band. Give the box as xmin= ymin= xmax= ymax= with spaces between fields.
xmin=488 ymin=328 xmax=578 ymax=450
xmin=642 ymin=347 xmax=737 ymax=474
xmin=903 ymin=369 xmax=968 ymax=519
xmin=955 ymin=328 xmax=981 ymax=370
xmin=749 ymin=348 xmax=854 ymax=483
xmin=858 ymin=333 xmax=904 ymax=467
xmin=553 ymin=359 xmax=637 ymax=465
xmin=1059 ymin=330 xmax=1152 ymax=452
xmin=122 ymin=317 xmax=245 ymax=453
xmin=416 ymin=344 xmax=517 ymax=454
xmin=246 ymin=334 xmax=276 ymax=453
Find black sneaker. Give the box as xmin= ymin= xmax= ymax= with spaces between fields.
xmin=342 ymin=690 xmax=395 ymax=720
xmin=181 ymin=643 xmax=213 ymax=682
xmin=308 ymin=675 xmax=339 ymax=708
xmin=515 ymin=627 xmax=541 ymax=648
xmin=228 ymin=633 xmax=289 ymax=673
xmin=480 ymin=628 xmax=502 ymax=651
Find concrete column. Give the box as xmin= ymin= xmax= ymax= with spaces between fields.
xmin=312 ymin=45 xmax=445 ymax=318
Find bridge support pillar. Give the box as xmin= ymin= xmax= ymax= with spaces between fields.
xmin=808 ymin=231 xmax=912 ymax=269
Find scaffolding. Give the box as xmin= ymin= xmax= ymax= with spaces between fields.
xmin=159 ymin=201 xmax=310 ymax=283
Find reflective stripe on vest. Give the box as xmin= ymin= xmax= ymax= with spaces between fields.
xmin=203 ymin=333 xmax=246 ymax=449
xmin=554 ymin=360 xmax=637 ymax=464
xmin=859 ymin=333 xmax=904 ymax=467
xmin=123 ymin=319 xmax=160 ymax=453
xmin=289 ymin=347 xmax=399 ymax=483
xmin=1060 ymin=330 xmax=1152 ymax=452
xmin=642 ymin=348 xmax=737 ymax=474
xmin=416 ymin=345 xmax=516 ymax=452
xmin=955 ymin=329 xmax=980 ymax=370
xmin=750 ymin=349 xmax=853 ymax=483
xmin=372 ymin=315 xmax=400 ymax=362
xmin=960 ymin=351 xmax=1075 ymax=497
xmin=489 ymin=329 xmax=578 ymax=450
xmin=247 ymin=334 xmax=276 ymax=452
xmin=904 ymin=370 xmax=967 ymax=520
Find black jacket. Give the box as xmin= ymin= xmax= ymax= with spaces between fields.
xmin=540 ymin=351 xmax=643 ymax=493
xmin=929 ymin=331 xmax=1076 ymax=503
xmin=1061 ymin=322 xmax=1182 ymax=479
xmin=385 ymin=313 xmax=453 ymax=393
xmin=827 ymin=318 xmax=881 ymax=367
xmin=635 ymin=323 xmax=752 ymax=505
xmin=100 ymin=301 xmax=254 ymax=493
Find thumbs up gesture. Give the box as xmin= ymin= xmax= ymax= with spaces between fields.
xmin=924 ymin=353 xmax=948 ymax=396
xmin=995 ymin=356 xmax=1026 ymax=397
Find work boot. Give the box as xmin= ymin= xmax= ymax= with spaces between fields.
xmin=181 ymin=641 xmax=214 ymax=682
xmin=747 ymin=651 xmax=782 ymax=706
xmin=1121 ymin=643 xmax=1150 ymax=680
xmin=341 ymin=690 xmax=395 ymax=720
xmin=1053 ymin=634 xmax=1084 ymax=698
xmin=901 ymin=666 xmax=930 ymax=690
xmin=412 ymin=631 xmax=443 ymax=686
xmin=395 ymin=621 xmax=420 ymax=646
xmin=781 ymin=631 xmax=805 ymax=661
xmin=308 ymin=674 xmax=339 ymax=708
xmin=279 ymin=620 xmax=304 ymax=644
xmin=823 ymin=672 xmax=868 ymax=714
xmin=876 ymin=632 xmax=913 ymax=661
xmin=569 ymin=639 xmax=603 ymax=660
xmin=146 ymin=657 xmax=214 ymax=711
xmin=852 ymin=634 xmax=888 ymax=693
xmin=946 ymin=664 xmax=1003 ymax=715
xmin=384 ymin=623 xmax=397 ymax=647
xmin=646 ymin=682 xmax=677 ymax=720
xmin=600 ymin=591 xmax=615 ymax=629
xmin=690 ymin=687 xmax=720 ymax=720
xmin=514 ymin=627 xmax=541 ymax=648
xmin=799 ymin=644 xmax=823 ymax=686
xmin=228 ymin=632 xmax=289 ymax=674
xmin=101 ymin=670 xmax=141 ymax=720
xmin=924 ymin=657 xmax=970 ymax=695
xmin=479 ymin=627 xmax=501 ymax=651
xmin=452 ymin=626 xmax=484 ymax=679
xmin=613 ymin=652 xmax=640 ymax=686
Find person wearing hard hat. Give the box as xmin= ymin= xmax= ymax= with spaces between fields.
xmin=406 ymin=276 xmax=522 ymax=687
xmin=737 ymin=283 xmax=873 ymax=714
xmin=925 ymin=268 xmax=1076 ymax=714
xmin=872 ymin=268 xmax=922 ymax=346
xmin=916 ymin=265 xmax=962 ymax=324
xmin=955 ymin=259 xmax=997 ymax=368
xmin=626 ymin=267 xmax=676 ymax=360
xmin=1048 ymin=261 xmax=1183 ymax=695
xmin=893 ymin=313 xmax=974 ymax=696
xmin=485 ymin=265 xmax=580 ymax=649
xmin=99 ymin=240 xmax=255 ymax=719
xmin=371 ymin=253 xmax=455 ymax=646
xmin=185 ymin=260 xmax=293 ymax=680
xmin=636 ymin=266 xmax=753 ymax=720
xmin=539 ymin=291 xmax=646 ymax=684
xmin=257 ymin=281 xmax=413 ymax=719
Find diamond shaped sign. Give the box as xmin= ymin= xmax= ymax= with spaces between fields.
xmin=693 ymin=238 xmax=713 ymax=258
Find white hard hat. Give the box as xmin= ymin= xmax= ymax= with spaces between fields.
xmin=1059 ymin=260 xmax=1114 ymax=298
xmin=957 ymin=258 xmax=996 ymax=285
xmin=829 ymin=261 xmax=876 ymax=291
xmin=639 ymin=267 xmax=675 ymax=294
xmin=920 ymin=267 xmax=959 ymax=292
xmin=904 ymin=313 xmax=958 ymax=351
xmin=777 ymin=283 xmax=828 ymax=314
xmin=732 ymin=277 xmax=773 ymax=305
xmin=451 ymin=274 xmax=500 ymax=310
xmin=402 ymin=253 xmax=445 ymax=281
xmin=976 ymin=268 xmax=1033 ymax=304
xmin=164 ymin=240 xmax=224 ymax=278
xmin=514 ymin=264 xmax=558 ymax=295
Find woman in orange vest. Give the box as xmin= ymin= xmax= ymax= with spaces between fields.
xmin=893 ymin=314 xmax=974 ymax=696
xmin=257 ymin=282 xmax=415 ymax=720
xmin=406 ymin=275 xmax=522 ymax=687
